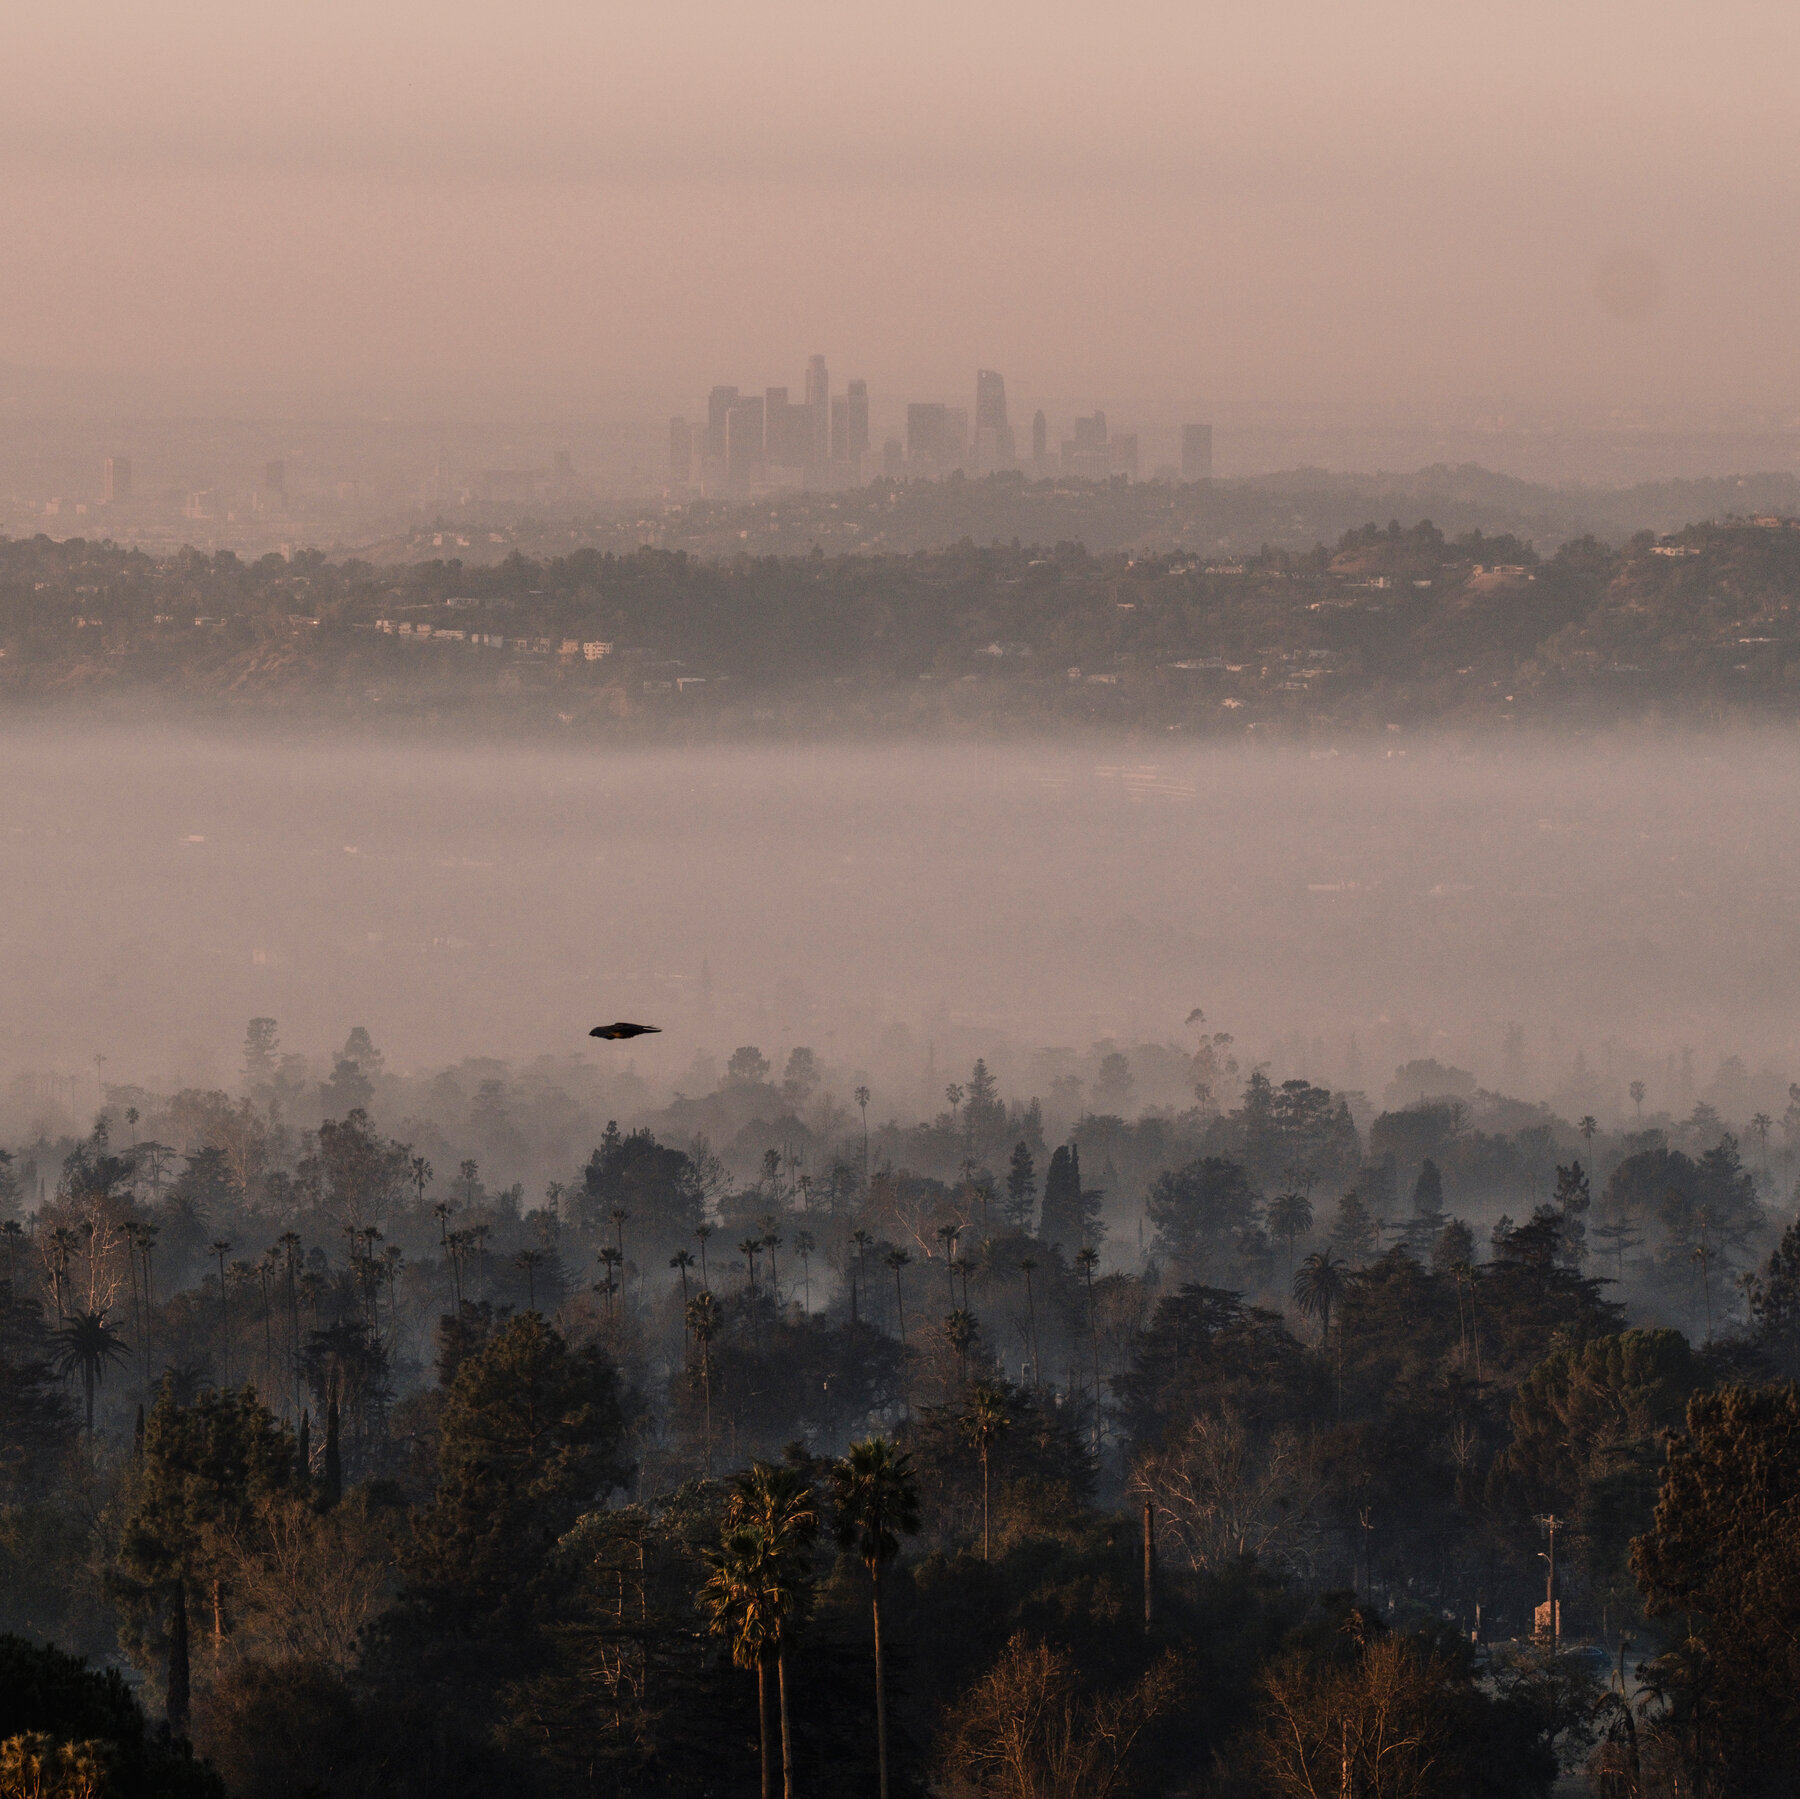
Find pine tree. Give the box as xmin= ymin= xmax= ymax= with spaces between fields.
xmin=1004 ymin=1143 xmax=1037 ymax=1232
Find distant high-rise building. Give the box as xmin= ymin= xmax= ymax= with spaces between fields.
xmin=765 ymin=387 xmax=813 ymax=471
xmin=707 ymin=385 xmax=740 ymax=461
xmin=1110 ymin=433 xmax=1139 ymax=479
xmin=832 ymin=379 xmax=870 ymax=470
xmin=907 ymin=402 xmax=952 ymax=470
xmin=975 ymin=369 xmax=1007 ymax=433
xmin=1181 ymin=423 xmax=1214 ymax=481
xmin=262 ymin=459 xmax=286 ymax=494
xmin=725 ymin=397 xmax=764 ymax=488
xmin=946 ymin=408 xmax=969 ymax=464
xmin=102 ymin=456 xmax=131 ymax=505
xmin=1031 ymin=409 xmax=1048 ymax=471
xmin=1062 ymin=411 xmax=1112 ymax=478
xmin=669 ymin=419 xmax=694 ymax=483
xmin=974 ymin=369 xmax=1014 ymax=467
xmin=805 ymin=354 xmax=830 ymax=468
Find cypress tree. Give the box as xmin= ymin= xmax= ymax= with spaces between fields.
xmin=1039 ymin=1144 xmax=1083 ymax=1250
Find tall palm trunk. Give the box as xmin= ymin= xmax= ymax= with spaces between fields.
xmin=757 ymin=1656 xmax=771 ymax=1799
xmin=872 ymin=1563 xmax=889 ymax=1799
xmin=778 ymin=1645 xmax=795 ymax=1799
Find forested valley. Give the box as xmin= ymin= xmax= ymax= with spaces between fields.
xmin=5 ymin=1019 xmax=1800 ymax=1799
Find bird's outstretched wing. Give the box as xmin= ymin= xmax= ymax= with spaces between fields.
xmin=590 ymin=1022 xmax=662 ymax=1040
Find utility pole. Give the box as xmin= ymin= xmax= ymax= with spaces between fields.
xmin=1537 ymin=1514 xmax=1563 ymax=1657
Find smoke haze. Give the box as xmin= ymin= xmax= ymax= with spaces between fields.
xmin=7 ymin=727 xmax=1797 ymax=1116
xmin=7 ymin=1 xmax=1800 ymax=419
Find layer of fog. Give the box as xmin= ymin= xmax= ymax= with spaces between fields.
xmin=5 ymin=727 xmax=1799 ymax=1138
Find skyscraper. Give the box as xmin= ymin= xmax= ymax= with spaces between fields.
xmin=974 ymin=369 xmax=1014 ymax=468
xmin=805 ymin=354 xmax=830 ymax=469
xmin=766 ymin=387 xmax=811 ymax=471
xmin=1031 ymin=410 xmax=1048 ymax=473
xmin=707 ymin=386 xmax=740 ymax=461
xmin=725 ymin=397 xmax=764 ymax=489
xmin=102 ymin=456 xmax=131 ymax=505
xmin=1181 ymin=423 xmax=1214 ymax=481
xmin=1061 ymin=412 xmax=1111 ymax=479
xmin=907 ymin=403 xmax=952 ymax=470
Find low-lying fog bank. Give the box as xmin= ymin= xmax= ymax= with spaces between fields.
xmin=4 ymin=725 xmax=1797 ymax=1123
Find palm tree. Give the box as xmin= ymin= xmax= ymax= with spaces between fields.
xmin=761 ymin=1230 xmax=784 ymax=1306
xmin=1751 ymin=1111 xmax=1774 ymax=1172
xmin=849 ymin=1229 xmax=873 ymax=1323
xmin=1292 ymin=1248 xmax=1347 ymax=1347
xmin=1579 ymin=1115 xmax=1599 ymax=1156
xmin=686 ymin=1290 xmax=722 ymax=1474
xmin=695 ymin=1221 xmax=714 ymax=1287
xmin=1267 ymin=1190 xmax=1314 ymax=1280
xmin=1630 ymin=1080 xmax=1647 ymax=1118
xmin=855 ymin=1085 xmax=871 ymax=1172
xmin=670 ymin=1247 xmax=695 ymax=1306
xmin=792 ymin=1231 xmax=815 ymax=1313
xmin=701 ymin=1526 xmax=783 ymax=1799
xmin=597 ymin=1246 xmax=623 ymax=1320
xmin=945 ymin=1307 xmax=977 ymax=1386
xmin=884 ymin=1248 xmax=911 ymax=1348
xmin=724 ymin=1463 xmax=820 ymax=1799
xmin=962 ymin=1386 xmax=1011 ymax=1561
xmin=830 ymin=1439 xmax=921 ymax=1799
xmin=739 ymin=1238 xmax=763 ymax=1297
xmin=52 ymin=1308 xmax=130 ymax=1430
xmin=513 ymin=1248 xmax=545 ymax=1311
xmin=1292 ymin=1248 xmax=1348 ymax=1416
xmin=935 ymin=1223 xmax=961 ymax=1306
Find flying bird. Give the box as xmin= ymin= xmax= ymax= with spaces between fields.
xmin=590 ymin=1022 xmax=662 ymax=1040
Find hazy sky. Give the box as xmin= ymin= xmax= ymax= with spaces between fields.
xmin=6 ymin=1 xmax=1800 ymax=420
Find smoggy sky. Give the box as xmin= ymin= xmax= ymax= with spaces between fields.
xmin=6 ymin=0 xmax=1800 ymax=420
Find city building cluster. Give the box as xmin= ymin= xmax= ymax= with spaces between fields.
xmin=669 ymin=358 xmax=1213 ymax=494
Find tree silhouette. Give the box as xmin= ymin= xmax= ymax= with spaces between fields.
xmin=1075 ymin=1246 xmax=1102 ymax=1447
xmin=885 ymin=1248 xmax=911 ymax=1350
xmin=831 ymin=1438 xmax=921 ymax=1799
xmin=855 ymin=1085 xmax=871 ymax=1172
xmin=1018 ymin=1257 xmax=1041 ymax=1387
xmin=962 ymin=1385 xmax=1011 ymax=1560
xmin=1292 ymin=1249 xmax=1348 ymax=1416
xmin=686 ymin=1291 xmax=722 ymax=1475
xmin=210 ymin=1240 xmax=232 ymax=1381
xmin=702 ymin=1527 xmax=783 ymax=1799
xmin=721 ymin=1462 xmax=820 ymax=1799
xmin=51 ymin=1308 xmax=129 ymax=1431
xmin=1267 ymin=1191 xmax=1314 ymax=1280
xmin=1630 ymin=1080 xmax=1647 ymax=1118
